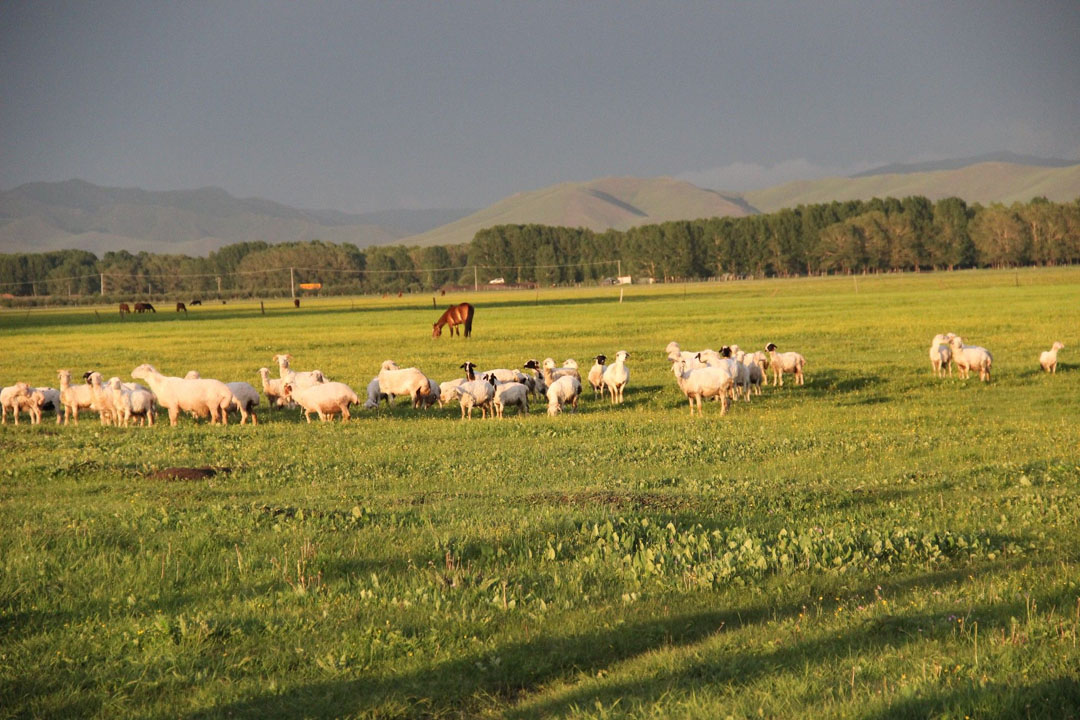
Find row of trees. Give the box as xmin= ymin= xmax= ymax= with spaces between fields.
xmin=1 ymin=196 xmax=1078 ymax=299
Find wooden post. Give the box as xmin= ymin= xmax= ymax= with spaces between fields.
xmin=260 ymin=301 xmax=265 ymax=315
xmin=101 ymin=273 xmax=105 ymax=296
xmin=473 ymin=266 xmax=478 ymax=292
xmin=619 ymin=288 xmax=624 ymax=303
xmin=290 ymin=268 xmax=296 ymax=300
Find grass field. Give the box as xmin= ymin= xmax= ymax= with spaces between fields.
xmin=2 ymin=268 xmax=1079 ymax=719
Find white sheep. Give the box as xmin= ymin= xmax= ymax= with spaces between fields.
xmin=106 ymin=376 xmax=157 ymax=427
xmin=57 ymin=369 xmax=97 ymax=425
xmin=363 ymin=377 xmax=394 ymax=409
xmin=457 ymin=362 xmax=495 ymax=419
xmin=695 ymin=349 xmax=744 ymax=401
xmin=948 ymin=336 xmax=992 ymax=382
xmin=665 ymin=341 xmax=709 ymax=369
xmin=1040 ymin=341 xmax=1065 ymax=374
xmin=587 ymin=355 xmax=607 ymax=399
xmin=1 ymin=382 xmax=31 ymax=425
xmin=439 ymin=378 xmax=467 ymax=408
xmin=378 ymin=360 xmax=433 ymax=409
xmin=602 ymin=351 xmax=630 ymax=404
xmin=282 ymin=381 xmax=359 ymax=422
xmin=273 ymin=353 xmax=327 ymax=391
xmin=131 ymin=364 xmax=234 ymax=426
xmin=489 ymin=376 xmax=529 ymax=418
xmin=85 ymin=371 xmax=119 ymax=425
xmin=735 ymin=351 xmax=765 ymax=396
xmin=416 ymin=374 xmax=441 ymax=409
xmin=671 ymin=358 xmax=733 ymax=416
xmin=929 ymin=334 xmax=953 ymax=378
xmin=521 ymin=360 xmax=548 ymax=399
xmin=258 ymin=367 xmax=294 ymax=409
xmin=765 ymin=343 xmax=807 ymax=386
xmin=226 ymin=382 xmax=260 ymax=425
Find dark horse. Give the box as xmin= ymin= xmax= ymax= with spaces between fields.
xmin=433 ymin=302 xmax=474 ymax=338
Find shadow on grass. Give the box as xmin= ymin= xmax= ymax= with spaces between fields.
xmin=860 ymin=677 xmax=1080 ymax=719
xmin=183 ymin=559 xmax=1063 ymax=720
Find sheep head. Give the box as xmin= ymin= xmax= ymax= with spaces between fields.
xmin=593 ymin=354 xmax=606 ymax=364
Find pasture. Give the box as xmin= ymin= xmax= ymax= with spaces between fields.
xmin=2 ymin=267 xmax=1079 ymax=719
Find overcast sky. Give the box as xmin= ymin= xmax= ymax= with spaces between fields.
xmin=2 ymin=1 xmax=1078 ymax=212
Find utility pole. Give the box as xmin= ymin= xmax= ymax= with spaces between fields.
xmin=216 ymin=276 xmax=222 ymax=294
xmin=101 ymin=273 xmax=105 ymax=297
xmin=617 ymin=259 xmax=621 ymax=277
xmin=473 ymin=266 xmax=478 ymax=292
xmin=290 ymin=267 xmax=296 ymax=300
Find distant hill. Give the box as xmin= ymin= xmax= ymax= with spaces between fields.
xmin=743 ymin=161 xmax=1080 ymax=214
xmin=0 ymin=180 xmax=468 ymax=256
xmin=851 ymin=152 xmax=1077 ymax=177
xmin=404 ymin=176 xmax=754 ymax=247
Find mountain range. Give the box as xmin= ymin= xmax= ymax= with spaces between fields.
xmin=1 ymin=155 xmax=1077 ymax=255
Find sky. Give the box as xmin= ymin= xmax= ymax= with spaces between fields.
xmin=2 ymin=1 xmax=1078 ymax=213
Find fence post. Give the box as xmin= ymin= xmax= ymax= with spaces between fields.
xmin=101 ymin=273 xmax=105 ymax=296
xmin=473 ymin=266 xmax=478 ymax=292
xmin=290 ymin=267 xmax=296 ymax=300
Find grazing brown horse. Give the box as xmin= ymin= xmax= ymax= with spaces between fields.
xmin=134 ymin=302 xmax=156 ymax=313
xmin=176 ymin=302 xmax=187 ymax=313
xmin=118 ymin=303 xmax=131 ymax=316
xmin=433 ymin=302 xmax=474 ymax=338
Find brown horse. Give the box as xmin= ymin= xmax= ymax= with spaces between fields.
xmin=119 ymin=303 xmax=131 ymax=316
xmin=176 ymin=302 xmax=187 ymax=313
xmin=433 ymin=302 xmax=474 ymax=338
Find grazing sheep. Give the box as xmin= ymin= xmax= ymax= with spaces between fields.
xmin=765 ymin=343 xmax=806 ymax=386
xmin=416 ymin=374 xmax=441 ymax=409
xmin=489 ymin=376 xmax=529 ymax=418
xmin=1040 ymin=342 xmax=1065 ymax=373
xmin=378 ymin=360 xmax=432 ymax=408
xmin=602 ymin=351 xmax=631 ymax=404
xmin=20 ymin=389 xmax=49 ymax=425
xmin=481 ymin=368 xmax=529 ymax=385
xmin=439 ymin=378 xmax=467 ymax=408
xmin=363 ymin=377 xmax=393 ymax=409
xmin=258 ymin=367 xmax=293 ymax=409
xmin=930 ymin=334 xmax=953 ymax=378
xmin=57 ymin=369 xmax=97 ymax=425
xmin=226 ymin=382 xmax=260 ymax=425
xmin=131 ymin=364 xmax=234 ymax=426
xmin=273 ymin=354 xmax=327 ymax=391
xmin=948 ymin=336 xmax=992 ymax=382
xmin=457 ymin=362 xmax=495 ymax=419
xmin=671 ymin=358 xmax=734 ymax=416
xmin=282 ymin=381 xmax=359 ymax=422
xmin=1 ymin=382 xmax=31 ymax=424
xmin=587 ymin=355 xmax=607 ymax=398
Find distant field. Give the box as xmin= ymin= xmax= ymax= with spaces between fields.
xmin=2 ymin=268 xmax=1079 ymax=718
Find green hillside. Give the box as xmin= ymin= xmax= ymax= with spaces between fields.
xmin=404 ymin=176 xmax=754 ymax=247
xmin=744 ymin=161 xmax=1080 ymax=213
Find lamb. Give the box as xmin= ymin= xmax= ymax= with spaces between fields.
xmin=665 ymin=341 xmax=708 ymax=369
xmin=57 ymin=369 xmax=97 ymax=425
xmin=602 ymin=351 xmax=630 ymax=404
xmin=695 ymin=349 xmax=743 ymax=401
xmin=21 ymin=389 xmax=49 ymax=425
xmin=364 ymin=377 xmax=394 ymax=409
xmin=929 ymin=334 xmax=953 ymax=378
xmin=720 ymin=347 xmax=752 ymax=401
xmin=587 ymin=355 xmax=607 ymax=398
xmin=106 ymin=376 xmax=156 ymax=426
xmin=521 ymin=360 xmax=548 ymax=399
xmin=488 ymin=376 xmax=529 ymax=418
xmin=85 ymin=372 xmax=119 ymax=425
xmin=439 ymin=378 xmax=467 ymax=408
xmin=378 ymin=360 xmax=432 ymax=408
xmin=416 ymin=375 xmax=441 ymax=409
xmin=948 ymin=336 xmax=992 ymax=382
xmin=281 ymin=381 xmax=359 ymax=422
xmin=258 ymin=367 xmax=294 ymax=409
xmin=1 ymin=382 xmax=31 ymax=424
xmin=671 ymin=358 xmax=734 ymax=416
xmin=226 ymin=382 xmax=260 ymax=425
xmin=765 ymin=343 xmax=807 ymax=386
xmin=734 ymin=351 xmax=765 ymax=396
xmin=131 ymin=364 xmax=234 ymax=425
xmin=1040 ymin=341 xmax=1065 ymax=374
xmin=272 ymin=353 xmax=327 ymax=391
xmin=457 ymin=362 xmax=495 ymax=419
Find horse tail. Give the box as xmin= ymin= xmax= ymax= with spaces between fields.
xmin=464 ymin=303 xmax=474 ymax=338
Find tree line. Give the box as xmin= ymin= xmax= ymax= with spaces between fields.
xmin=1 ymin=196 xmax=1077 ymax=300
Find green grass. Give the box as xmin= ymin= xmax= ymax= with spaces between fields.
xmin=2 ymin=268 xmax=1079 ymax=719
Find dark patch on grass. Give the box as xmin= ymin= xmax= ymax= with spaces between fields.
xmin=148 ymin=466 xmax=231 ymax=481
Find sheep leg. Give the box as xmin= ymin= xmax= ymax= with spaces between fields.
xmin=168 ymin=407 xmax=179 ymax=426
xmin=250 ymin=410 xmax=258 ymax=425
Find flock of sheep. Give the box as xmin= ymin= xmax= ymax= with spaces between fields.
xmin=0 ymin=337 xmax=1067 ymax=426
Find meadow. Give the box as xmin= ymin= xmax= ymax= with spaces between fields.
xmin=1 ymin=268 xmax=1078 ymax=719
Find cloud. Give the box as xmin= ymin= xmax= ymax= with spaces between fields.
xmin=677 ymin=159 xmax=875 ymax=192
